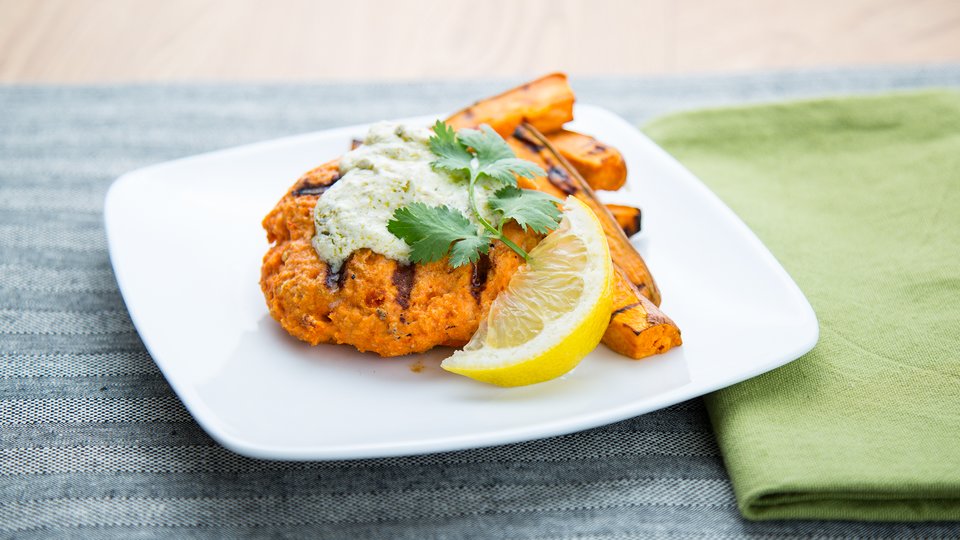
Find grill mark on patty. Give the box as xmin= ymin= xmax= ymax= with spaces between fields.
xmin=322 ymin=255 xmax=351 ymax=291
xmin=392 ymin=263 xmax=415 ymax=309
xmin=293 ymin=173 xmax=340 ymax=197
xmin=323 ymin=263 xmax=341 ymax=290
xmin=470 ymin=253 xmax=491 ymax=301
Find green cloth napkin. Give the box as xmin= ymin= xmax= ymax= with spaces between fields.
xmin=644 ymin=91 xmax=960 ymax=522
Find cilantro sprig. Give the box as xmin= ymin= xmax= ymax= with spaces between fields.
xmin=388 ymin=202 xmax=491 ymax=267
xmin=387 ymin=121 xmax=561 ymax=267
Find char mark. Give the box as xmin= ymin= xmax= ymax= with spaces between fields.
xmin=610 ymin=301 xmax=642 ymax=321
xmin=323 ymin=263 xmax=340 ymax=290
xmin=547 ymin=166 xmax=578 ymax=195
xmin=623 ymin=210 xmax=642 ymax=237
xmin=587 ymin=143 xmax=608 ymax=155
xmin=293 ymin=173 xmax=340 ymax=197
xmin=512 ymin=127 xmax=544 ymax=153
xmin=392 ymin=263 xmax=415 ymax=309
xmin=470 ymin=253 xmax=491 ymax=301
xmin=323 ymin=256 xmax=351 ymax=291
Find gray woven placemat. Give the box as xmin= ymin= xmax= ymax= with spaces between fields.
xmin=3 ymin=65 xmax=960 ymax=539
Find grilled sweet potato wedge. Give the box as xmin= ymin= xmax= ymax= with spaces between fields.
xmin=606 ymin=204 xmax=642 ymax=237
xmin=604 ymin=268 xmax=682 ymax=359
xmin=512 ymin=123 xmax=662 ymax=306
xmin=511 ymin=123 xmax=678 ymax=358
xmin=446 ymin=73 xmax=575 ymax=137
xmin=546 ymin=130 xmax=628 ymax=191
xmin=444 ymin=74 xmax=625 ymax=192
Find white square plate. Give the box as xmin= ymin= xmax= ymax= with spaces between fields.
xmin=105 ymin=104 xmax=817 ymax=460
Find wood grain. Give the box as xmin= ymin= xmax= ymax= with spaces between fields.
xmin=0 ymin=0 xmax=958 ymax=82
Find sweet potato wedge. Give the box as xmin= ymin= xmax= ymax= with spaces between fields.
xmin=606 ymin=204 xmax=642 ymax=237
xmin=507 ymin=125 xmax=678 ymax=358
xmin=604 ymin=268 xmax=682 ymax=359
xmin=546 ymin=130 xmax=627 ymax=191
xmin=446 ymin=73 xmax=575 ymax=137
xmin=513 ymin=123 xmax=662 ymax=306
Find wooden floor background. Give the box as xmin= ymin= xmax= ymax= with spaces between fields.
xmin=1 ymin=0 xmax=959 ymax=82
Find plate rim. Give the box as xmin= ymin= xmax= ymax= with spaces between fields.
xmin=105 ymin=104 xmax=819 ymax=460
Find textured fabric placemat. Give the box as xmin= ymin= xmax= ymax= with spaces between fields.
xmin=2 ymin=65 xmax=960 ymax=539
xmin=644 ymin=91 xmax=960 ymax=521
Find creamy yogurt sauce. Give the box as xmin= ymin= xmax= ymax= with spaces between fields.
xmin=312 ymin=122 xmax=494 ymax=272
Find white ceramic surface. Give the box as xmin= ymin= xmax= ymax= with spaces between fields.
xmin=105 ymin=105 xmax=818 ymax=460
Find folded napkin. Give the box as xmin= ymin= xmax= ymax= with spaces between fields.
xmin=644 ymin=91 xmax=960 ymax=521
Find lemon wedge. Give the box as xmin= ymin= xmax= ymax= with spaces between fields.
xmin=442 ymin=196 xmax=613 ymax=386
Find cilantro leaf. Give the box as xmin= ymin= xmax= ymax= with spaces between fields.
xmin=457 ymin=125 xmax=516 ymax=164
xmin=387 ymin=202 xmax=490 ymax=267
xmin=430 ymin=123 xmax=545 ymax=188
xmin=449 ymin=234 xmax=491 ymax=267
xmin=428 ymin=121 xmax=473 ymax=180
xmin=477 ymin=157 xmax=545 ymax=186
xmin=458 ymin=125 xmax=545 ymax=186
xmin=488 ymin=186 xmax=563 ymax=234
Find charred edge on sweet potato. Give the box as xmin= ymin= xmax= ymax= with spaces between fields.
xmin=606 ymin=204 xmax=642 ymax=237
xmin=604 ymin=268 xmax=682 ymax=359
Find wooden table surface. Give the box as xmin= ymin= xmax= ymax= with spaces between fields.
xmin=1 ymin=0 xmax=959 ymax=83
